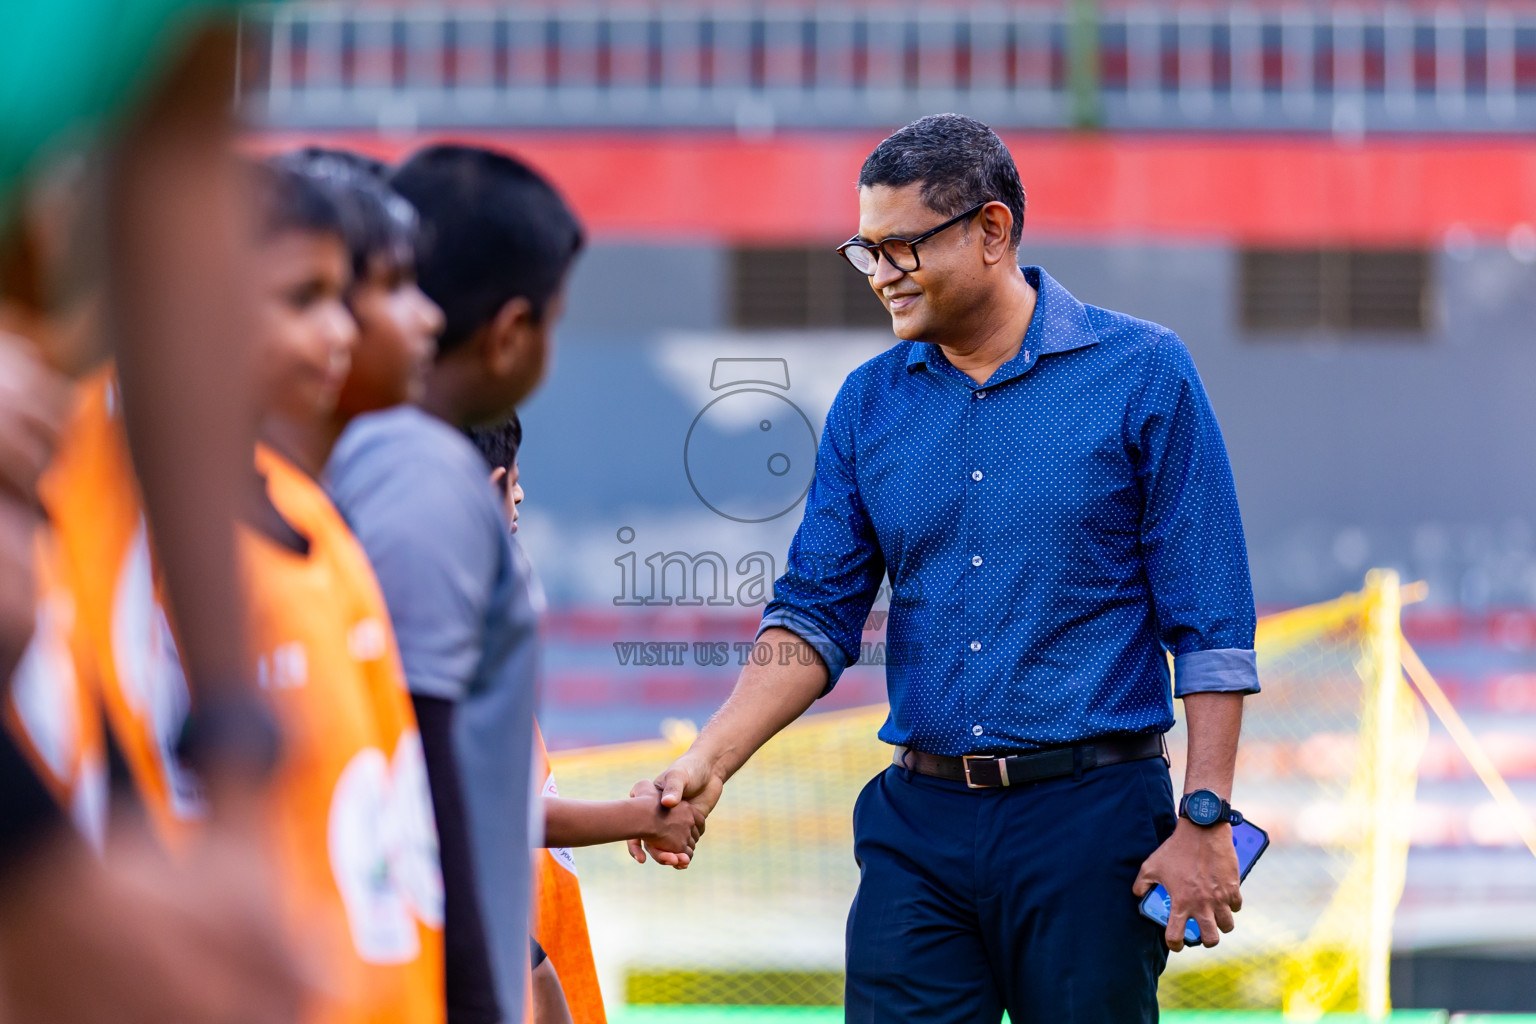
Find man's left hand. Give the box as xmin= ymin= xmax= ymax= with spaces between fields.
xmin=1133 ymin=818 xmax=1242 ymax=951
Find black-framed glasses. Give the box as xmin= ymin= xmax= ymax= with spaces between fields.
xmin=835 ymin=202 xmax=988 ymax=276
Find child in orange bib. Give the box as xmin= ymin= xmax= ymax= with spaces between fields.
xmin=243 ymin=156 xmax=453 ymax=1024
xmin=39 ymin=163 xmax=447 ymax=1024
xmin=248 ymin=443 xmax=445 ymax=1024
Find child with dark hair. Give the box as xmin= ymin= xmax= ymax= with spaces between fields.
xmin=328 ymin=144 xmax=589 ymax=1022
xmin=468 ymin=412 xmax=708 ymax=866
xmin=468 ymin=414 xmax=523 ymax=532
xmin=467 ymin=417 xmax=701 ymax=1024
xmin=264 ymin=150 xmax=443 ymax=475
xmin=287 ymin=145 xmax=393 ymax=183
xmin=244 ymin=161 xmax=358 ymax=454
xmin=268 ymin=149 xmax=513 ymax=1024
xmin=240 ymin=157 xmax=452 ymax=1024
xmin=392 ymin=145 xmax=583 ymax=370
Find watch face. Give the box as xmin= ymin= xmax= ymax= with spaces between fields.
xmin=1187 ymin=790 xmax=1222 ymax=825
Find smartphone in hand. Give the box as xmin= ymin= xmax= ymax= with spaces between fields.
xmin=1138 ymin=818 xmax=1270 ymax=947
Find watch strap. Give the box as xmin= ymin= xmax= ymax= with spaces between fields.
xmin=176 ymin=692 xmax=283 ymax=781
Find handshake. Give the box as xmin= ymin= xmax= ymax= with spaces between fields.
xmin=621 ymin=780 xmax=709 ymax=869
xmin=566 ymin=627 xmax=824 ymax=869
xmin=542 ymin=765 xmax=711 ymax=868
xmin=540 ymin=758 xmax=718 ymax=872
xmin=621 ymin=751 xmax=723 ymax=870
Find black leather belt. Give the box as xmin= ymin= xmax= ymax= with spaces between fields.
xmin=893 ymin=733 xmax=1167 ymax=789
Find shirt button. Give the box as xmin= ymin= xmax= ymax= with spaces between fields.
xmin=971 ymin=555 xmax=983 ymax=567
xmin=975 ymin=390 xmax=987 ymax=399
xmin=972 ymin=724 xmax=984 ymax=736
xmin=970 ymin=640 xmax=982 ymax=652
xmin=971 ymin=470 xmax=983 ymax=482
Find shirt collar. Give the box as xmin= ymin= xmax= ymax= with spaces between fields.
xmin=905 ymin=266 xmax=1099 ymax=381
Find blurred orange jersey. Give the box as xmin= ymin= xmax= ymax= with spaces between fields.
xmin=532 ymin=723 xmax=606 ymax=1024
xmin=41 ymin=371 xmax=445 ymax=1024
xmin=249 ymin=445 xmax=445 ymax=1024
xmin=40 ymin=370 xmax=202 ymax=843
xmin=3 ymin=525 xmax=107 ymax=846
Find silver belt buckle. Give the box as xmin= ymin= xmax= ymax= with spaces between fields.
xmin=962 ymin=754 xmax=1010 ymax=789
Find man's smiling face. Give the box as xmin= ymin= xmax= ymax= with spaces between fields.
xmin=855 ymin=182 xmax=982 ymax=342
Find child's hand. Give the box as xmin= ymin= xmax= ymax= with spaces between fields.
xmin=627 ymin=780 xmax=706 ymax=868
xmin=648 ymin=798 xmax=707 ymax=857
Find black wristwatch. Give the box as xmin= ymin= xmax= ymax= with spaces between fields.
xmin=176 ymin=693 xmax=283 ymax=781
xmin=1178 ymin=789 xmax=1243 ymax=827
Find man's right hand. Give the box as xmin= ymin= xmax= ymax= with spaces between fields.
xmin=627 ymin=751 xmax=724 ymax=869
xmin=622 ymin=627 xmax=830 ymax=870
xmin=626 ymin=780 xmax=707 ymax=867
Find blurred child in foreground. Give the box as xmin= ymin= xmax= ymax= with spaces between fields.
xmin=35 ymin=161 xmax=448 ymax=1024
xmin=0 ymin=8 xmax=302 ymax=1021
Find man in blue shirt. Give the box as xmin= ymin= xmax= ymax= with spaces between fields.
xmin=643 ymin=115 xmax=1259 ymax=1022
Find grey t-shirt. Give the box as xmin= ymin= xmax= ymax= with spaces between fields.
xmin=328 ymin=405 xmax=539 ymax=1022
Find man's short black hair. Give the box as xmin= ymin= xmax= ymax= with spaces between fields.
xmin=391 ymin=145 xmax=584 ymax=356
xmin=249 ymin=160 xmax=345 ymax=242
xmin=274 ymin=148 xmax=419 ymax=284
xmin=857 ymin=114 xmax=1025 ymax=249
xmin=469 ymin=412 xmax=522 ymax=480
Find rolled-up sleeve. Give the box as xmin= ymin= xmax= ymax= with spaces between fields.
xmin=759 ymin=383 xmax=886 ymax=693
xmin=1131 ymin=333 xmax=1260 ymax=697
xmin=1173 ymin=648 xmax=1259 ymax=697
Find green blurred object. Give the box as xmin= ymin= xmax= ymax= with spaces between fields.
xmin=1066 ymin=0 xmax=1102 ymax=129
xmin=607 ymin=1009 xmax=1453 ymax=1024
xmin=0 ymin=0 xmax=244 ymax=225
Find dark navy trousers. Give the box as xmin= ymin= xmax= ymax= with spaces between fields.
xmin=844 ymin=756 xmax=1177 ymax=1023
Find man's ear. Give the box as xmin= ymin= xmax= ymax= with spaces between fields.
xmin=481 ymin=295 xmax=535 ymax=377
xmin=978 ymin=201 xmax=1015 ymax=267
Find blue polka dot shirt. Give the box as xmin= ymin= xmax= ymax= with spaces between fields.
xmin=760 ymin=266 xmax=1259 ymax=756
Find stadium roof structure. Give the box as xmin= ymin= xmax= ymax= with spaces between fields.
xmin=240 ymin=1 xmax=1536 ymax=135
